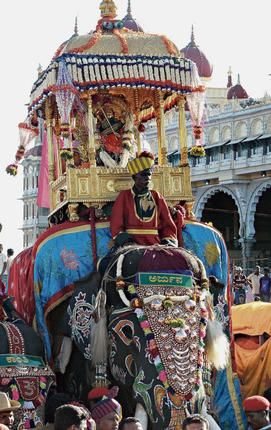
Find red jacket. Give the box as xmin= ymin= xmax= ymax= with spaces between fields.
xmin=110 ymin=189 xmax=177 ymax=246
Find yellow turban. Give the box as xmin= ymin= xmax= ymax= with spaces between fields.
xmin=127 ymin=152 xmax=155 ymax=175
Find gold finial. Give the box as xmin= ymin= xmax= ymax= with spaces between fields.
xmin=99 ymin=0 xmax=117 ymax=19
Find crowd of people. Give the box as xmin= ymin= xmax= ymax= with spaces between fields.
xmin=0 ymin=389 xmax=207 ymax=430
xmin=231 ymin=265 xmax=271 ymax=305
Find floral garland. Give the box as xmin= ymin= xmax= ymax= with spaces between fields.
xmin=6 ymin=164 xmax=18 ymax=176
xmin=127 ymin=283 xmax=208 ymax=398
xmin=51 ymin=84 xmax=78 ymax=96
xmin=113 ymin=29 xmax=129 ymax=54
xmin=15 ymin=145 xmax=26 ymax=161
xmin=68 ymin=30 xmax=102 ymax=54
xmin=52 ymin=41 xmax=68 ymax=61
xmin=190 ymin=146 xmax=206 ymax=158
xmin=160 ymin=35 xmax=178 ymax=55
xmin=128 ymin=284 xmax=170 ymax=390
xmin=60 ymin=148 xmax=74 ymax=161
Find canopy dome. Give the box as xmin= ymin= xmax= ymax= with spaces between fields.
xmin=181 ymin=27 xmax=213 ymax=79
xmin=28 ymin=0 xmax=203 ymax=119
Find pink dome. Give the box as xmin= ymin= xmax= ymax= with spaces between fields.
xmin=122 ymin=0 xmax=144 ymax=32
xmin=227 ymin=74 xmax=248 ymax=99
xmin=181 ymin=27 xmax=213 ymax=79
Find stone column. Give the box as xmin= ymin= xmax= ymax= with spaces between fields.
xmin=239 ymin=238 xmax=255 ymax=273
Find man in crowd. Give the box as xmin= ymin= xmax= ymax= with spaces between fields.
xmin=182 ymin=414 xmax=209 ymax=430
xmin=247 ymin=266 xmax=262 ymax=300
xmin=0 ymin=246 xmax=7 ymax=292
xmin=41 ymin=392 xmax=72 ymax=430
xmin=54 ymin=404 xmax=94 ymax=430
xmin=259 ymin=268 xmax=271 ymax=302
xmin=110 ymin=151 xmax=177 ymax=248
xmin=119 ymin=418 xmax=143 ymax=430
xmin=91 ymin=394 xmax=122 ymax=430
xmin=243 ymin=395 xmax=270 ymax=429
xmin=0 ymin=392 xmax=21 ymax=429
xmin=232 ymin=266 xmax=247 ymax=304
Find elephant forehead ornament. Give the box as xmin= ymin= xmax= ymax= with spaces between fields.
xmin=131 ymin=279 xmax=207 ymax=397
xmin=112 ymin=247 xmax=229 ymax=401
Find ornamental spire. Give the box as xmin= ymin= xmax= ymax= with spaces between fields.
xmin=237 ymin=73 xmax=241 ymax=85
xmin=99 ymin=0 xmax=117 ymax=19
xmin=127 ymin=0 xmax=132 ymax=17
xmin=74 ymin=16 xmax=78 ymax=36
xmin=227 ymin=66 xmax=233 ymax=88
xmin=190 ymin=25 xmax=196 ymax=47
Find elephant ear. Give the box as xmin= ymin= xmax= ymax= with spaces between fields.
xmin=91 ymin=289 xmax=108 ymax=365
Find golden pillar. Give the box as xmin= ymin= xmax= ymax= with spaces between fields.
xmin=178 ymin=96 xmax=188 ymax=167
xmin=87 ymin=92 xmax=96 ymax=166
xmin=156 ymin=92 xmax=168 ymax=166
xmin=135 ymin=128 xmax=142 ymax=154
xmin=45 ymin=98 xmax=55 ymax=210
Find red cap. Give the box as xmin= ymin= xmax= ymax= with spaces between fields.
xmin=243 ymin=396 xmax=270 ymax=412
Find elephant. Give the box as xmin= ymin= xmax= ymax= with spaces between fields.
xmin=47 ymin=244 xmax=229 ymax=429
xmin=0 ymin=297 xmax=55 ymax=430
xmin=8 ymin=218 xmax=245 ymax=428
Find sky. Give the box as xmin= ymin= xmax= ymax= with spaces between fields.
xmin=0 ymin=0 xmax=271 ymax=255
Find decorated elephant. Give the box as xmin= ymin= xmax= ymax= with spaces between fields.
xmin=9 ymin=219 xmax=245 ymax=428
xmin=61 ymin=244 xmax=230 ymax=429
xmin=0 ymin=295 xmax=55 ymax=429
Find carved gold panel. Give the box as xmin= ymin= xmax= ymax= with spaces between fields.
xmin=50 ymin=165 xmax=194 ymax=214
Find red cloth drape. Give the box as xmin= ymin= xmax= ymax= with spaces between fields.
xmin=8 ymin=247 xmax=35 ymax=325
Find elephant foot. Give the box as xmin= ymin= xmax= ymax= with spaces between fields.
xmin=135 ymin=403 xmax=148 ymax=430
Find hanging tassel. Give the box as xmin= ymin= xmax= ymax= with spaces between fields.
xmin=91 ymin=289 xmax=108 ymax=365
xmin=205 ymin=319 xmax=229 ymax=370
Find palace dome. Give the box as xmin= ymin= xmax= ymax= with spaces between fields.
xmin=181 ymin=27 xmax=213 ymax=79
xmin=122 ymin=0 xmax=144 ymax=32
xmin=227 ymin=74 xmax=248 ymax=99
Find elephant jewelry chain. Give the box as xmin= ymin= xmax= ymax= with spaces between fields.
xmin=0 ymin=322 xmax=25 ymax=354
xmin=125 ymin=281 xmax=208 ymax=398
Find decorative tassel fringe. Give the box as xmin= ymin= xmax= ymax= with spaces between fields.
xmin=205 ymin=320 xmax=229 ymax=370
xmin=91 ymin=290 xmax=108 ymax=365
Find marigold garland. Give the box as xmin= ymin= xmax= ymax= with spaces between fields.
xmin=113 ymin=29 xmax=129 ymax=54
xmin=68 ymin=30 xmax=102 ymax=54
xmin=190 ymin=146 xmax=206 ymax=157
xmin=52 ymin=41 xmax=68 ymax=61
xmin=6 ymin=164 xmax=18 ymax=176
xmin=160 ymin=35 xmax=178 ymax=55
xmin=60 ymin=148 xmax=73 ymax=161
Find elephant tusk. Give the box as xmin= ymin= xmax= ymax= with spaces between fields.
xmin=116 ymin=254 xmax=125 ymax=278
xmin=143 ymin=294 xmax=191 ymax=304
xmin=118 ymin=289 xmax=131 ymax=307
xmin=135 ymin=403 xmax=148 ymax=430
